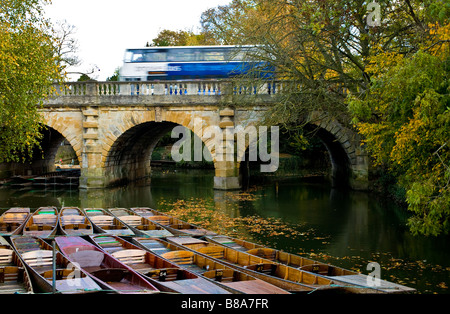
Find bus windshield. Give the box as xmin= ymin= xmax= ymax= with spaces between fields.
xmin=125 ymin=49 xmax=168 ymax=62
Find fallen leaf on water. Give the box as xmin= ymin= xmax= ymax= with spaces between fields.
xmin=438 ymin=282 xmax=448 ymax=289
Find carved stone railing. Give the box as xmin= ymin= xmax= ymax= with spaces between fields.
xmin=49 ymin=80 xmax=280 ymax=97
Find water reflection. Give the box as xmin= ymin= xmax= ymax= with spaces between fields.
xmin=1 ymin=168 xmax=449 ymax=293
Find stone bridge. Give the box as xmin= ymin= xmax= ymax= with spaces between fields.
xmin=4 ymin=80 xmax=369 ymax=190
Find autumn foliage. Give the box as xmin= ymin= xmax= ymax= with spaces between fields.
xmin=199 ymin=0 xmax=449 ymax=236
xmin=0 ymin=0 xmax=63 ymax=163
xmin=349 ymin=22 xmax=449 ymax=236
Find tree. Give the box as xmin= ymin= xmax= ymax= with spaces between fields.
xmin=200 ymin=0 xmax=257 ymax=45
xmin=349 ymin=22 xmax=449 ymax=236
xmin=147 ymin=29 xmax=213 ymax=47
xmin=0 ymin=0 xmax=63 ymax=163
xmin=106 ymin=67 xmax=120 ymax=82
xmin=202 ymin=0 xmax=450 ymax=235
xmin=201 ymin=0 xmax=438 ymax=127
xmin=77 ymin=73 xmax=93 ymax=82
xmin=52 ymin=19 xmax=80 ymax=71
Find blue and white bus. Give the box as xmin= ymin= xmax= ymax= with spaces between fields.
xmin=119 ymin=45 xmax=269 ymax=81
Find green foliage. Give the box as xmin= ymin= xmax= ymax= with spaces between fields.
xmin=349 ymin=46 xmax=450 ymax=236
xmin=200 ymin=0 xmax=450 ymax=236
xmin=200 ymin=0 xmax=441 ymax=128
xmin=77 ymin=73 xmax=93 ymax=81
xmin=148 ymin=29 xmax=212 ymax=47
xmin=0 ymin=0 xmax=63 ymax=163
xmin=106 ymin=67 xmax=120 ymax=82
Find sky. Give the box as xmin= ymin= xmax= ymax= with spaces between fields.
xmin=45 ymin=0 xmax=231 ymax=81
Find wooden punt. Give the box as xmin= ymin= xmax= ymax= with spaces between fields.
xmin=0 ymin=208 xmax=30 ymax=236
xmin=83 ymin=208 xmax=134 ymax=236
xmin=129 ymin=207 xmax=217 ymax=237
xmin=0 ymin=236 xmax=34 ymax=294
xmin=22 ymin=207 xmax=58 ymax=238
xmin=164 ymin=236 xmax=346 ymax=294
xmin=206 ymin=235 xmax=357 ymax=271
xmin=132 ymin=237 xmax=290 ymax=294
xmin=89 ymin=235 xmax=231 ymax=294
xmin=205 ymin=235 xmax=416 ymax=294
xmin=107 ymin=208 xmax=172 ymax=238
xmin=10 ymin=235 xmax=103 ymax=294
xmin=55 ymin=236 xmax=159 ymax=294
xmin=59 ymin=207 xmax=94 ymax=236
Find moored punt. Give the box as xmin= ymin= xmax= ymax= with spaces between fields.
xmin=59 ymin=207 xmax=94 ymax=236
xmin=55 ymin=236 xmax=159 ymax=294
xmin=83 ymin=208 xmax=134 ymax=236
xmin=10 ymin=235 xmax=102 ymax=294
xmin=129 ymin=207 xmax=155 ymax=218
xmin=132 ymin=237 xmax=290 ymax=294
xmin=0 ymin=208 xmax=30 ymax=236
xmin=165 ymin=236 xmax=343 ymax=294
xmin=129 ymin=207 xmax=217 ymax=237
xmin=0 ymin=236 xmax=34 ymax=294
xmin=107 ymin=208 xmax=172 ymax=238
xmin=205 ymin=235 xmax=416 ymax=294
xmin=205 ymin=235 xmax=355 ymax=270
xmin=22 ymin=207 xmax=58 ymax=238
xmin=89 ymin=235 xmax=231 ymax=294
xmin=107 ymin=208 xmax=131 ymax=217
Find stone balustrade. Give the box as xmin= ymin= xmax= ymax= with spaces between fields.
xmin=49 ymin=80 xmax=280 ymax=97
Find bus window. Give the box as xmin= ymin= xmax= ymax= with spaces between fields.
xmin=168 ymin=49 xmax=199 ymax=62
xmin=125 ymin=49 xmax=167 ymax=62
xmin=204 ymin=50 xmax=225 ymax=61
xmin=124 ymin=50 xmax=146 ymax=62
xmin=132 ymin=52 xmax=144 ymax=62
xmin=229 ymin=50 xmax=246 ymax=61
xmin=124 ymin=51 xmax=134 ymax=62
xmin=125 ymin=50 xmax=149 ymax=62
xmin=143 ymin=51 xmax=167 ymax=62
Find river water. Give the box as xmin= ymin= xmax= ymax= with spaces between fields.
xmin=1 ymin=168 xmax=449 ymax=294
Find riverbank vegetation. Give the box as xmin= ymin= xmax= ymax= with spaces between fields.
xmin=191 ymin=0 xmax=449 ymax=236
xmin=0 ymin=0 xmax=63 ymax=163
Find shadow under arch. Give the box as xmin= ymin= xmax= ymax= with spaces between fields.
xmin=103 ymin=121 xmax=215 ymax=187
xmin=1 ymin=125 xmax=79 ymax=177
xmin=303 ymin=123 xmax=351 ymax=189
xmin=238 ymin=122 xmax=351 ymax=189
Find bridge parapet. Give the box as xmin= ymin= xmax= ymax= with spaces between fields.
xmin=48 ymin=80 xmax=280 ymax=97
xmin=44 ymin=80 xmax=280 ymax=109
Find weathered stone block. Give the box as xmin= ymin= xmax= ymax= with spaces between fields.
xmin=219 ymin=109 xmax=235 ymax=117
xmin=219 ymin=120 xmax=234 ymax=128
xmin=83 ymin=133 xmax=98 ymax=140
xmin=214 ymin=176 xmax=241 ymax=190
xmin=83 ymin=121 xmax=99 ymax=128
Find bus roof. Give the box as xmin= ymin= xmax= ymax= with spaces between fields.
xmin=125 ymin=45 xmax=255 ymax=51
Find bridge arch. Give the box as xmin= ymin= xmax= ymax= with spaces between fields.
xmin=302 ymin=123 xmax=351 ymax=188
xmin=100 ymin=111 xmax=218 ymax=187
xmin=235 ymin=115 xmax=369 ymax=190
xmin=1 ymin=124 xmax=78 ymax=177
xmin=308 ymin=114 xmax=369 ymax=190
xmin=43 ymin=113 xmax=83 ymax=166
